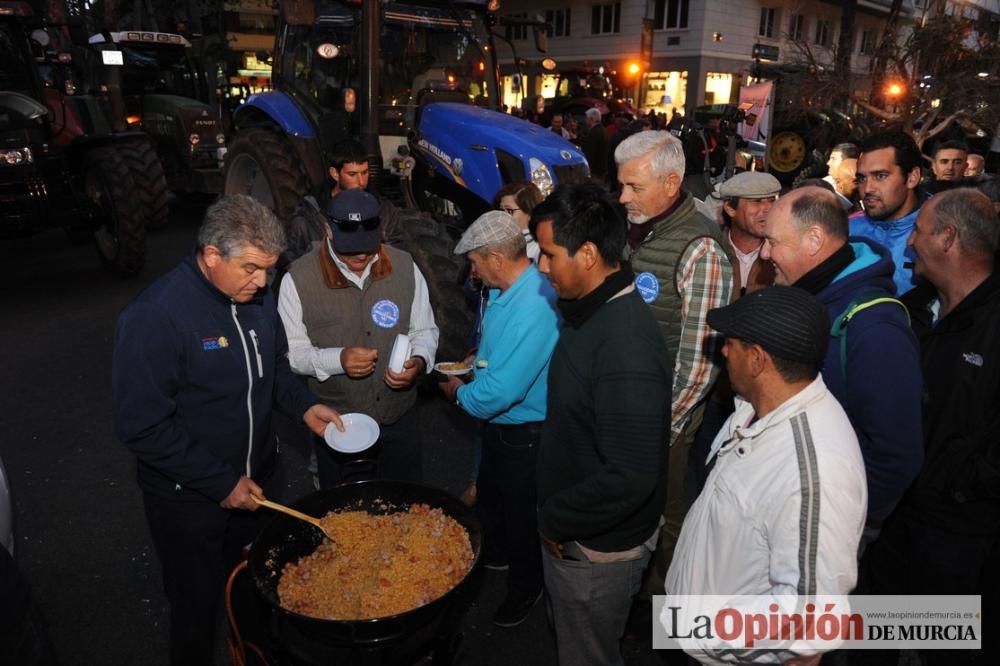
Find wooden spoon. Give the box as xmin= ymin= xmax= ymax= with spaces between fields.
xmin=250 ymin=494 xmax=336 ymax=542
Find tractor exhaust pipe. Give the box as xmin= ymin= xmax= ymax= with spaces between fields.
xmin=361 ymin=0 xmax=381 ymax=192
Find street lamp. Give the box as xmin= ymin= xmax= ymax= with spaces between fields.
xmin=885 ymin=81 xmax=905 ymax=113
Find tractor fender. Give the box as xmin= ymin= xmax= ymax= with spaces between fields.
xmin=233 ymin=91 xmax=315 ymax=138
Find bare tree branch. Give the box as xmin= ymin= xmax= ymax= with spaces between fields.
xmin=920 ymin=110 xmax=967 ymax=147
xmin=853 ymin=97 xmax=901 ymax=122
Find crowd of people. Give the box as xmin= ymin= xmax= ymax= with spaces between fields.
xmin=111 ymin=122 xmax=998 ymax=666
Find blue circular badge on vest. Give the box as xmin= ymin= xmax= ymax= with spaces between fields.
xmin=371 ymin=299 xmax=401 ymax=329
xmin=635 ymin=272 xmax=660 ymax=304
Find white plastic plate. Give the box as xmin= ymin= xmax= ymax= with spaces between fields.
xmin=324 ymin=413 xmax=380 ymax=453
xmin=434 ymin=361 xmax=473 ymax=376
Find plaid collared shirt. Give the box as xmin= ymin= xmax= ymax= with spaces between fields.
xmin=670 ymin=237 xmax=734 ymax=443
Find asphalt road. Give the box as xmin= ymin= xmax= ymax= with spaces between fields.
xmin=0 ymin=197 xmax=664 ymax=665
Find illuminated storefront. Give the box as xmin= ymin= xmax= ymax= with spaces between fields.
xmin=640 ymin=71 xmax=687 ymax=115
xmin=500 ymin=73 xmax=557 ymax=112
xmin=703 ymin=72 xmax=734 ymax=105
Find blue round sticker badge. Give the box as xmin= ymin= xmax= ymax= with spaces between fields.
xmin=371 ymin=299 xmax=401 ymax=328
xmin=635 ymin=272 xmax=660 ymax=304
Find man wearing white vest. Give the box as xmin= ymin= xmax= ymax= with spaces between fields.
xmin=278 ymin=189 xmax=439 ymax=486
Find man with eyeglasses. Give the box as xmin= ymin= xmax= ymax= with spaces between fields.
xmin=851 ymin=130 xmax=925 ymax=296
xmin=278 ymin=189 xmax=439 ymax=487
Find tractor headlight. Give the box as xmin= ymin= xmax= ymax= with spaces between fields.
xmin=529 ymin=157 xmax=553 ymax=196
xmin=0 ymin=147 xmax=33 ymax=166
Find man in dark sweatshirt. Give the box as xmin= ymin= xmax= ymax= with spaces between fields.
xmin=867 ymin=189 xmax=1000 ymax=662
xmin=761 ymin=186 xmax=923 ymax=549
xmin=113 ymin=195 xmax=343 ymax=665
xmin=531 ymin=182 xmax=671 ymax=666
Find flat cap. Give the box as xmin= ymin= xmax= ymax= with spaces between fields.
xmin=717 ymin=171 xmax=782 ymax=200
xmin=326 ymin=189 xmax=381 ymax=254
xmin=454 ymin=210 xmax=524 ymax=254
xmin=707 ymin=286 xmax=830 ymax=368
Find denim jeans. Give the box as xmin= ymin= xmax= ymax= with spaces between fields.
xmin=477 ymin=421 xmax=543 ymax=600
xmin=542 ymin=540 xmax=652 ymax=666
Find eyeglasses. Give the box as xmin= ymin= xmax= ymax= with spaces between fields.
xmin=500 ymin=207 xmax=521 ymax=215
xmin=332 ymin=215 xmax=380 ymax=231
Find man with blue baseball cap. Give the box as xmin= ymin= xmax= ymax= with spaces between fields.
xmin=278 ymin=188 xmax=439 ymax=486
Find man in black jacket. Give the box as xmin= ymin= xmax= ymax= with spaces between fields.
xmin=865 ymin=188 xmax=1000 ymax=662
xmin=532 ymin=183 xmax=671 ymax=666
xmin=113 ymin=195 xmax=342 ymax=665
xmin=281 ymin=140 xmax=371 ymax=268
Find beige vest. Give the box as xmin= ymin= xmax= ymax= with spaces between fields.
xmin=288 ymin=244 xmax=417 ymax=424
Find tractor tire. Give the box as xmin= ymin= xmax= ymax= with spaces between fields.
xmin=119 ymin=138 xmax=170 ymax=229
xmin=768 ymin=130 xmax=809 ymax=186
xmin=390 ymin=209 xmax=474 ymax=363
xmin=411 ymin=233 xmax=453 ymax=261
xmin=86 ymin=147 xmax=146 ymax=276
xmin=790 ymin=150 xmax=828 ymax=188
xmin=224 ymin=128 xmax=309 ymax=223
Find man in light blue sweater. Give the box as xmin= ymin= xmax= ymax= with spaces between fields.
xmin=439 ymin=211 xmax=561 ymax=628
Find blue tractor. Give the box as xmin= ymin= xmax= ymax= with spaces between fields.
xmin=223 ymin=0 xmax=588 ymax=355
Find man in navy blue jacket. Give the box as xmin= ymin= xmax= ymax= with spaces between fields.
xmin=761 ymin=186 xmax=923 ymax=549
xmin=112 ymin=195 xmax=342 ymax=665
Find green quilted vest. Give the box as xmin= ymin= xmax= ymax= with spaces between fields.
xmin=627 ymin=195 xmax=736 ymax=368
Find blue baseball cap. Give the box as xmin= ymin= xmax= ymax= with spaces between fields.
xmin=326 ymin=189 xmax=382 ymax=254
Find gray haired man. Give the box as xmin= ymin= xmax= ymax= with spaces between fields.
xmin=113 ymin=195 xmax=343 ymax=664
xmin=615 ymin=130 xmax=736 ymax=608
xmin=866 ymin=189 xmax=1000 ymax=652
xmin=581 ymin=107 xmax=609 ymax=180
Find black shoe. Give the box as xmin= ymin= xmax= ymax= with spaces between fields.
xmin=493 ymin=589 xmax=543 ymax=627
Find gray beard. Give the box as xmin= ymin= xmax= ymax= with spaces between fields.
xmin=627 ymin=213 xmax=651 ymax=225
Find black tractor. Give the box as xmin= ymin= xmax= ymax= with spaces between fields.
xmin=82 ymin=29 xmax=226 ymax=209
xmin=1 ymin=2 xmax=148 ymax=275
xmin=751 ymin=62 xmax=866 ymax=186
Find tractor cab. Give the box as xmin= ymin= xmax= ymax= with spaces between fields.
xmin=84 ymin=31 xmax=224 ymax=193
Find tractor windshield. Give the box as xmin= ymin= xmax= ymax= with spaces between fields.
xmin=119 ymin=44 xmax=201 ymax=99
xmin=282 ymin=1 xmax=497 ymax=136
xmin=0 ymin=21 xmax=36 ymax=97
xmin=379 ymin=2 xmax=497 ymax=135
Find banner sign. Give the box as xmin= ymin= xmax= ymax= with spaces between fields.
xmin=737 ymin=80 xmax=775 ymax=168
xmin=653 ymin=595 xmax=982 ymax=657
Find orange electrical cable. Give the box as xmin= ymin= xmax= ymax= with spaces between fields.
xmin=225 ymin=560 xmax=271 ymax=666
